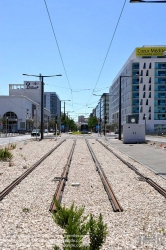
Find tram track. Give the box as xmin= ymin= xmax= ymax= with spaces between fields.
xmin=0 ymin=139 xmax=66 ymax=201
xmin=86 ymin=139 xmax=123 ymax=212
xmin=50 ymin=140 xmax=76 ymax=211
xmin=97 ymin=139 xmax=166 ymax=199
xmin=50 ymin=138 xmax=123 ymax=212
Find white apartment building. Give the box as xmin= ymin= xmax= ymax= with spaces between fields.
xmin=109 ymin=46 xmax=166 ymax=134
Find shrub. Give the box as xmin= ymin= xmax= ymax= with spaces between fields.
xmin=53 ymin=199 xmax=89 ymax=249
xmin=52 ymin=199 xmax=107 ymax=250
xmin=89 ymin=213 xmax=107 ymax=250
xmin=0 ymin=148 xmax=13 ymax=161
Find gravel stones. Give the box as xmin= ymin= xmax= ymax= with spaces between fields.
xmin=0 ymin=137 xmax=166 ymax=249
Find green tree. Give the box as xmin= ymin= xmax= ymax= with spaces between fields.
xmin=88 ymin=117 xmax=98 ymax=131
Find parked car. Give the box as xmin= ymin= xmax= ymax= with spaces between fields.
xmin=115 ymin=129 xmax=119 ymax=134
xmin=44 ymin=129 xmax=48 ymax=133
xmin=31 ymin=129 xmax=40 ymax=137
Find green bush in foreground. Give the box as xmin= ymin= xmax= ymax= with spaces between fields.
xmin=0 ymin=147 xmax=13 ymax=161
xmin=52 ymin=199 xmax=107 ymax=250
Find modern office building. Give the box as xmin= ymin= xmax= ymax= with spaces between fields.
xmin=78 ymin=116 xmax=85 ymax=123
xmin=44 ymin=92 xmax=61 ymax=119
xmin=95 ymin=93 xmax=109 ymax=129
xmin=109 ymin=45 xmax=166 ymax=134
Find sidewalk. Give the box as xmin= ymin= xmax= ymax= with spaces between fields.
xmin=105 ymin=138 xmax=166 ymax=180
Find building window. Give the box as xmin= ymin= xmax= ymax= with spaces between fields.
xmin=155 ymin=62 xmax=166 ymax=69
xmin=149 ymin=114 xmax=151 ymax=120
xmin=149 ymin=92 xmax=151 ymax=98
xmin=146 ymin=70 xmax=149 ymax=76
xmin=149 ymin=62 xmax=151 ymax=69
xmin=143 ymin=85 xmax=146 ymax=91
xmin=149 ymin=77 xmax=151 ymax=83
xmin=140 ymin=70 xmax=143 ymax=76
xmin=143 ymin=63 xmax=146 ymax=69
xmin=140 ymin=99 xmax=143 ymax=105
xmin=132 ymin=63 xmax=139 ymax=70
xmin=140 ymin=77 xmax=143 ymax=84
xmin=140 ymin=106 xmax=143 ymax=113
xmin=143 ymin=92 xmax=146 ymax=98
xmin=149 ymin=85 xmax=151 ymax=91
xmin=20 ymin=122 xmax=25 ymax=129
xmin=149 ymin=106 xmax=151 ymax=112
xmin=146 ymin=99 xmax=148 ymax=105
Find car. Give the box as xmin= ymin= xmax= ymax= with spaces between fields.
xmin=44 ymin=129 xmax=48 ymax=133
xmin=31 ymin=129 xmax=40 ymax=137
xmin=115 ymin=129 xmax=119 ymax=134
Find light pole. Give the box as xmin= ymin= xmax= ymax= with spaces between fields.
xmin=66 ymin=111 xmax=74 ymax=132
xmin=93 ymin=94 xmax=104 ymax=135
xmin=23 ymin=73 xmax=62 ymax=140
xmin=60 ymin=100 xmax=71 ymax=132
xmin=93 ymin=93 xmax=116 ymax=136
xmin=130 ymin=0 xmax=166 ymax=2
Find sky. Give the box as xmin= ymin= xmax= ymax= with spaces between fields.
xmin=1 ymin=0 xmax=166 ymax=121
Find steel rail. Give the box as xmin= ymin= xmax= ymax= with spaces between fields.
xmin=97 ymin=139 xmax=166 ymax=198
xmin=86 ymin=139 xmax=123 ymax=212
xmin=50 ymin=140 xmax=76 ymax=212
xmin=0 ymin=139 xmax=66 ymax=201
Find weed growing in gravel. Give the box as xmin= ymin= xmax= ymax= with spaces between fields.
xmin=52 ymin=199 xmax=107 ymax=250
xmin=8 ymin=143 xmax=16 ymax=150
xmin=0 ymin=148 xmax=13 ymax=161
xmin=22 ymin=208 xmax=30 ymax=213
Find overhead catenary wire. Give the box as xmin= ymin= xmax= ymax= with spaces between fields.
xmin=86 ymin=0 xmax=127 ymax=106
xmin=43 ymin=0 xmax=74 ymax=106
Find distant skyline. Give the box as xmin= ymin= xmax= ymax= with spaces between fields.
xmin=1 ymin=0 xmax=166 ymax=120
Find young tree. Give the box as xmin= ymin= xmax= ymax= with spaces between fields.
xmin=88 ymin=117 xmax=98 ymax=131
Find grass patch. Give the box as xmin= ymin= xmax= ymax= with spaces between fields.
xmin=72 ymin=132 xmax=81 ymax=135
xmin=0 ymin=148 xmax=13 ymax=161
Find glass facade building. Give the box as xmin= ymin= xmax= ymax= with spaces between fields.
xmin=44 ymin=92 xmax=61 ymax=120
xmin=109 ymin=46 xmax=166 ymax=134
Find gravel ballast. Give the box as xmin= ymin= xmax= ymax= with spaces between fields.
xmin=0 ymin=137 xmax=166 ymax=249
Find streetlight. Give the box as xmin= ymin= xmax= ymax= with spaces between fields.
xmin=60 ymin=100 xmax=71 ymax=133
xmin=93 ymin=93 xmax=116 ymax=136
xmin=93 ymin=94 xmax=102 ymax=135
xmin=130 ymin=0 xmax=166 ymax=2
xmin=23 ymin=73 xmax=62 ymax=140
xmin=61 ymin=100 xmax=71 ymax=118
xmin=66 ymin=111 xmax=74 ymax=132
